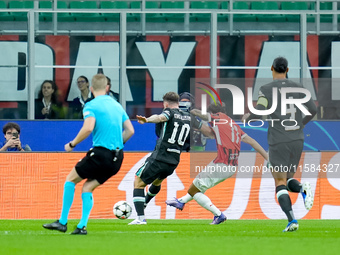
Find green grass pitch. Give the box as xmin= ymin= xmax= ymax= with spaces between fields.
xmin=0 ymin=219 xmax=339 ymax=255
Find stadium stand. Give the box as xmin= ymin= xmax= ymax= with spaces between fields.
xmin=0 ymin=1 xmax=13 ymax=21
xmin=39 ymin=1 xmax=52 ymax=21
xmin=233 ymin=1 xmax=256 ymax=22
xmin=8 ymin=0 xmax=33 ymax=21
xmin=130 ymin=1 xmax=163 ymax=22
xmin=39 ymin=1 xmax=74 ymax=22
xmin=280 ymin=1 xmax=315 ymax=22
xmin=190 ymin=1 xmax=219 ymax=22
xmin=319 ymin=1 xmax=333 ymax=23
xmin=251 ymin=1 xmax=285 ymax=22
xmin=0 ymin=1 xmax=338 ymax=24
xmin=100 ymin=1 xmax=129 ymax=22
xmin=69 ymin=1 xmax=103 ymax=22
xmin=218 ymin=1 xmax=229 ymax=22
xmin=160 ymin=1 xmax=185 ymax=22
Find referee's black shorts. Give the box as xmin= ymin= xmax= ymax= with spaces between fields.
xmin=269 ymin=140 xmax=303 ymax=173
xmin=75 ymin=146 xmax=123 ymax=184
xmin=136 ymin=158 xmax=178 ymax=185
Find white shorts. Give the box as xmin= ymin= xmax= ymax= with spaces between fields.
xmin=193 ymin=161 xmax=237 ymax=193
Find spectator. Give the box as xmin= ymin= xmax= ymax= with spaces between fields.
xmin=85 ymin=76 xmax=119 ymax=103
xmin=106 ymin=76 xmax=119 ymax=102
xmin=0 ymin=122 xmax=31 ymax=151
xmin=69 ymin=76 xmax=91 ymax=119
xmin=35 ymin=80 xmax=64 ymax=119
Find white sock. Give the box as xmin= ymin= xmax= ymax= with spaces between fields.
xmin=178 ymin=193 xmax=193 ymax=203
xmin=193 ymin=192 xmax=221 ymax=216
xmin=137 ymin=215 xmax=145 ymax=221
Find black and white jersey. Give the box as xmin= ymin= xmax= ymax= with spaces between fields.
xmin=149 ymin=108 xmax=201 ymax=165
xmin=258 ymin=79 xmax=316 ymax=145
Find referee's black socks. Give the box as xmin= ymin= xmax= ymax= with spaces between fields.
xmin=145 ymin=184 xmax=161 ymax=204
xmin=133 ymin=189 xmax=145 ymax=216
xmin=276 ymin=185 xmax=295 ymax=222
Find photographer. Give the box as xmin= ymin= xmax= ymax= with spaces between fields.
xmin=0 ymin=122 xmax=31 ymax=152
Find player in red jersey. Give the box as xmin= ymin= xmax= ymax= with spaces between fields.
xmin=166 ymin=103 xmax=268 ymax=224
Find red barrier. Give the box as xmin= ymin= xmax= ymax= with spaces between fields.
xmin=0 ymin=152 xmax=339 ymax=219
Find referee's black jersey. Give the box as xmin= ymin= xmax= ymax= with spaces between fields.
xmin=257 ymin=79 xmax=316 ymax=145
xmin=149 ymin=108 xmax=201 ymax=165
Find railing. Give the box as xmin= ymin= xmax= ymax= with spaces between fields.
xmin=0 ymin=2 xmax=339 ymax=119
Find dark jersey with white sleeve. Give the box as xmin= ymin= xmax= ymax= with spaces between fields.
xmin=257 ymin=79 xmax=316 ymax=145
xmin=149 ymin=108 xmax=201 ymax=165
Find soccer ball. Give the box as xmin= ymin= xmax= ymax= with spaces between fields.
xmin=113 ymin=201 xmax=132 ymax=220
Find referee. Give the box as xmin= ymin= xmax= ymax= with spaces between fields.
xmin=43 ymin=74 xmax=134 ymax=235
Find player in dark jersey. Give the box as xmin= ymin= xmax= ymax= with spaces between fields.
xmin=129 ymin=92 xmax=203 ymax=225
xmin=155 ymin=92 xmax=206 ymax=152
xmin=243 ymin=57 xmax=317 ymax=232
xmin=166 ymin=103 xmax=268 ymax=224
